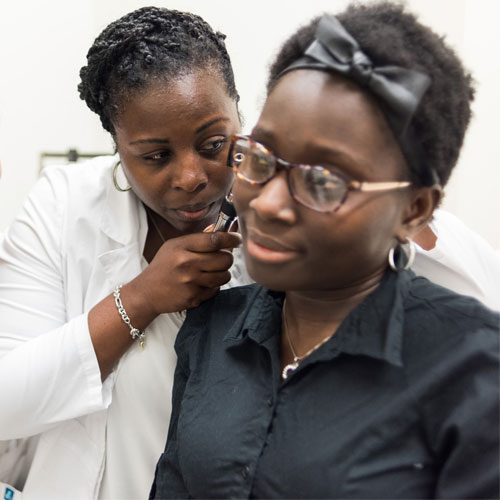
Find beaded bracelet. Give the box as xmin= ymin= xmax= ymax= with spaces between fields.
xmin=113 ymin=285 xmax=146 ymax=349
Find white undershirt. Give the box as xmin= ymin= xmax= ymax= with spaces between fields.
xmin=99 ymin=258 xmax=185 ymax=500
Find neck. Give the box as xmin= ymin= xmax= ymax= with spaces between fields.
xmin=143 ymin=207 xmax=179 ymax=262
xmin=282 ymin=269 xmax=385 ymax=356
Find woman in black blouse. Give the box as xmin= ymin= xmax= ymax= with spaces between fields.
xmin=151 ymin=2 xmax=500 ymax=498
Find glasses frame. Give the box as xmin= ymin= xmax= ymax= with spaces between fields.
xmin=227 ymin=135 xmax=411 ymax=213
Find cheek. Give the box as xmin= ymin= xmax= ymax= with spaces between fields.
xmin=122 ymin=165 xmax=148 ymax=192
xmin=320 ymin=204 xmax=400 ymax=261
xmin=119 ymin=161 xmax=160 ymax=205
xmin=303 ymin=200 xmax=403 ymax=281
xmin=232 ymin=178 xmax=255 ymax=218
xmin=215 ymin=166 xmax=235 ymax=194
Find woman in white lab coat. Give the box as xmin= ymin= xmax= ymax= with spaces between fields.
xmin=0 ymin=7 xmax=249 ymax=499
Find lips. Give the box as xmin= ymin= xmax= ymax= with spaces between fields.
xmin=245 ymin=228 xmax=299 ymax=264
xmin=172 ymin=201 xmax=216 ymax=221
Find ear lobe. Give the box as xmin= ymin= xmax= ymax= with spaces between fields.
xmin=396 ymin=185 xmax=442 ymax=242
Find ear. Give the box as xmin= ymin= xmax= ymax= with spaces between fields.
xmin=395 ymin=185 xmax=442 ymax=242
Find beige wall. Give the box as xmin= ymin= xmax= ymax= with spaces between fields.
xmin=0 ymin=0 xmax=498 ymax=246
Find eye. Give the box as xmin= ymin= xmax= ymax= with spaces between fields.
xmin=142 ymin=150 xmax=172 ymax=163
xmin=199 ymin=136 xmax=227 ymax=156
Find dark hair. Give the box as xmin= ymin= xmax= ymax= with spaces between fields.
xmin=78 ymin=6 xmax=239 ymax=135
xmin=267 ymin=1 xmax=474 ymax=186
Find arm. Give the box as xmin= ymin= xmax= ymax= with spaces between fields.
xmin=428 ymin=329 xmax=500 ymax=499
xmin=88 ymin=228 xmax=241 ymax=380
xmin=0 ymin=165 xmax=242 ymax=439
xmin=0 ymin=169 xmax=109 ymax=438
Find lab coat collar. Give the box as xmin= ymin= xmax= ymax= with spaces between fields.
xmin=97 ymin=155 xmax=149 ymax=286
xmin=99 ymin=155 xmax=148 ymax=248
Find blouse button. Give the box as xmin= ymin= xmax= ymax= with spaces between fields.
xmin=241 ymin=465 xmax=250 ymax=479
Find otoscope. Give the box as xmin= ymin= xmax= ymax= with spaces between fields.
xmin=212 ymin=192 xmax=237 ymax=232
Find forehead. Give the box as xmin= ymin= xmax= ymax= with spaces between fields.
xmin=114 ymin=69 xmax=237 ymax=134
xmin=257 ymin=71 xmax=404 ymax=178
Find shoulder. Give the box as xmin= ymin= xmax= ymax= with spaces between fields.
xmin=402 ymin=274 xmax=499 ymax=367
xmin=183 ymin=283 xmax=263 ymax=332
xmin=28 ymin=155 xmax=117 ymax=220
xmin=175 ymin=284 xmax=264 ymax=352
xmin=3 ymin=156 xmax=113 ymax=248
xmin=406 ymin=274 xmax=498 ymax=327
xmin=39 ymin=155 xmax=138 ymax=240
xmin=39 ymin=155 xmax=116 ymax=199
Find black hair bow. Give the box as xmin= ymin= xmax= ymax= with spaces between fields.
xmin=278 ymin=15 xmax=439 ymax=185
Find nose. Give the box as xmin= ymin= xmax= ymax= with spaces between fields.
xmin=248 ymin=171 xmax=296 ymax=224
xmin=170 ymin=153 xmax=208 ymax=193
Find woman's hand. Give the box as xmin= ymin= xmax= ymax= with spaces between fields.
xmin=88 ymin=230 xmax=241 ymax=380
xmin=133 ymin=230 xmax=242 ymax=315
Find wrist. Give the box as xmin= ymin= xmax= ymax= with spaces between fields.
xmin=113 ymin=285 xmax=146 ymax=349
xmin=118 ymin=278 xmax=159 ymax=328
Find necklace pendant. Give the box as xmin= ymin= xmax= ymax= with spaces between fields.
xmin=282 ymin=360 xmax=299 ymax=379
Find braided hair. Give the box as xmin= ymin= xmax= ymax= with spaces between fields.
xmin=78 ymin=7 xmax=239 ymax=135
xmin=267 ymin=2 xmax=474 ymax=187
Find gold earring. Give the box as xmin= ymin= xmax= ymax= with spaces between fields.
xmin=112 ymin=160 xmax=131 ymax=192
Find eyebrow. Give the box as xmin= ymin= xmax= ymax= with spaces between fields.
xmin=195 ymin=117 xmax=229 ymax=134
xmin=129 ymin=138 xmax=170 ymax=145
xmin=128 ymin=117 xmax=230 ymax=145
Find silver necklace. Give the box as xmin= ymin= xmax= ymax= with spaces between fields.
xmin=281 ymin=299 xmax=334 ymax=379
xmin=148 ymin=209 xmax=166 ymax=243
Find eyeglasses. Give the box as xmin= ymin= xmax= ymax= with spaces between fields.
xmin=227 ymin=135 xmax=412 ymax=213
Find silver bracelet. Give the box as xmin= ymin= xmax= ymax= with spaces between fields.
xmin=113 ymin=285 xmax=146 ymax=349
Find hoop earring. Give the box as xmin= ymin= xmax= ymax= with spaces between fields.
xmin=112 ymin=160 xmax=131 ymax=192
xmin=388 ymin=239 xmax=416 ymax=272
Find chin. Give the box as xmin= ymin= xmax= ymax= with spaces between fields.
xmin=169 ymin=218 xmax=208 ymax=236
xmin=245 ymin=260 xmax=292 ymax=292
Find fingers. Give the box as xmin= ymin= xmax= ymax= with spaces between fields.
xmin=196 ymin=269 xmax=233 ymax=289
xmin=164 ymin=271 xmax=231 ymax=311
xmin=182 ymin=231 xmax=242 ymax=253
xmin=184 ymin=284 xmax=228 ymax=310
xmin=181 ymin=270 xmax=232 ymax=309
xmin=140 ymin=231 xmax=241 ymax=314
xmin=203 ymin=219 xmax=239 ymax=233
xmin=162 ymin=243 xmax=234 ymax=274
xmin=198 ymin=249 xmax=234 ymax=272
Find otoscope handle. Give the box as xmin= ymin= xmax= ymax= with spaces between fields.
xmin=213 ymin=196 xmax=237 ymax=232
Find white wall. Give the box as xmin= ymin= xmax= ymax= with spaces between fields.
xmin=0 ymin=0 xmax=113 ymax=226
xmin=0 ymin=0 xmax=498 ymax=247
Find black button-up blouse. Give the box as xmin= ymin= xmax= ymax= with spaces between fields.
xmin=151 ymin=269 xmax=500 ymax=499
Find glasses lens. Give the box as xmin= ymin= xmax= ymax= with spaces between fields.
xmin=232 ymin=138 xmax=275 ymax=184
xmin=290 ymin=166 xmax=346 ymax=212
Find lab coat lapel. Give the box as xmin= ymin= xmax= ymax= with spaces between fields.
xmin=97 ymin=166 xmax=148 ymax=288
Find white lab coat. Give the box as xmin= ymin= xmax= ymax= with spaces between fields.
xmin=414 ymin=209 xmax=500 ymax=311
xmin=0 ymin=155 xmax=250 ymax=499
